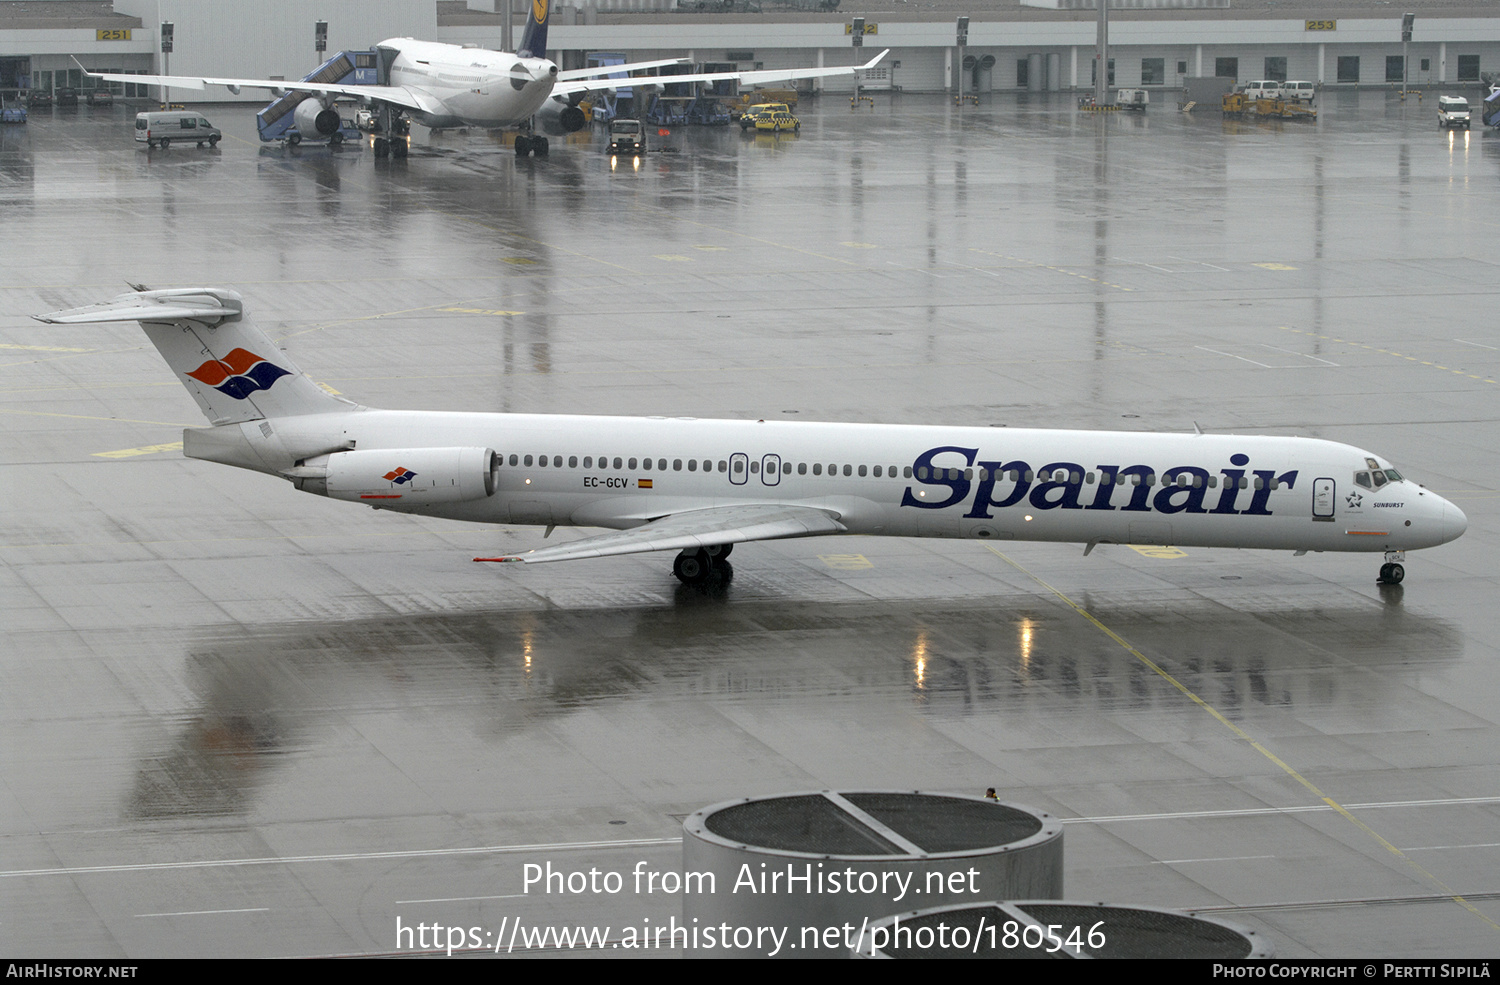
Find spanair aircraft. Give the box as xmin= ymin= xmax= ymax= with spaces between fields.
xmin=36 ymin=288 xmax=1466 ymax=587
xmin=82 ymin=2 xmax=888 ymax=157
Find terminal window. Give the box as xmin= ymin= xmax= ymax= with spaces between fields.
xmin=1457 ymin=55 xmax=1480 ymax=81
xmin=1141 ymin=58 xmax=1164 ymax=85
xmin=1386 ymin=55 xmax=1405 ymax=82
xmin=1337 ymin=56 xmax=1360 ymax=83
xmin=1215 ymin=57 xmax=1238 ymax=80
xmin=1264 ymin=57 xmax=1286 ymax=81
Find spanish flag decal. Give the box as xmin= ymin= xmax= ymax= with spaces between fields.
xmin=638 ymin=479 xmax=654 ymax=489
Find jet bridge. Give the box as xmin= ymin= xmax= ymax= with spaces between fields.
xmin=256 ymin=50 xmax=378 ymax=144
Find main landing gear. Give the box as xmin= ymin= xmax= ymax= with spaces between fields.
xmin=514 ymin=133 xmax=549 ymax=157
xmin=1378 ymin=550 xmax=1406 ymax=585
xmin=373 ymin=106 xmax=409 ymax=159
xmin=672 ymin=543 xmax=733 ymax=585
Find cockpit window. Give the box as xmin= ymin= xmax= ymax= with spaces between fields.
xmin=1372 ymin=471 xmax=1388 ymax=488
xmin=1385 ymin=469 xmax=1402 ymax=482
xmin=1355 ymin=471 xmax=1373 ymax=489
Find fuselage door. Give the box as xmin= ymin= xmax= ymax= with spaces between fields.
xmin=729 ymin=452 xmax=748 ymax=486
xmin=1312 ymin=477 xmax=1335 ymax=520
xmin=761 ymin=454 xmax=781 ymax=486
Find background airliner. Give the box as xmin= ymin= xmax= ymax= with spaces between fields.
xmin=83 ymin=2 xmax=888 ymax=157
xmin=35 ymin=288 xmax=1466 ymax=588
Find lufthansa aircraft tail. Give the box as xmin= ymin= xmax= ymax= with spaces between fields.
xmin=33 ymin=287 xmax=348 ymax=426
xmin=517 ymin=0 xmax=550 ymax=59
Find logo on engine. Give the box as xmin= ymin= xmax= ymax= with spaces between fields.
xmin=383 ymin=467 xmax=419 ymax=485
xmin=185 ymin=348 xmax=290 ymax=400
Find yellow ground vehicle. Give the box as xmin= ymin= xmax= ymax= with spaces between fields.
xmin=752 ymin=109 xmax=800 ymax=133
xmin=739 ymin=102 xmax=790 ymax=130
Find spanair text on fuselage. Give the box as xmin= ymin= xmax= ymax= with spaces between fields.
xmin=381 ymin=38 xmax=557 ymax=128
xmin=258 ymin=411 xmax=1464 ymax=556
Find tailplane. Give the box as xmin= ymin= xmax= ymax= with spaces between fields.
xmin=517 ymin=0 xmax=550 ymax=59
xmin=33 ymin=288 xmax=349 ymax=425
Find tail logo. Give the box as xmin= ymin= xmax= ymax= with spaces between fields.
xmin=533 ymin=0 xmax=547 ymax=23
xmin=185 ymin=348 xmax=291 ymax=400
xmin=384 ymin=467 xmax=419 ymax=485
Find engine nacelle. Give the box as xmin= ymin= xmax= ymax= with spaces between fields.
xmin=312 ymin=447 xmax=499 ymax=505
xmin=537 ymin=94 xmax=586 ymax=134
xmin=293 ymin=98 xmax=342 ymax=137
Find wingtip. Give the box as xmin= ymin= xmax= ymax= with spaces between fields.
xmin=473 ymin=556 xmax=524 ymax=563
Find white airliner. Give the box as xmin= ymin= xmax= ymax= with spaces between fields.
xmin=83 ymin=2 xmax=888 ymax=157
xmin=36 ymin=288 xmax=1465 ymax=587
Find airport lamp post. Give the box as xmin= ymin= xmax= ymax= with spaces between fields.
xmin=1094 ymin=0 xmax=1109 ymax=105
xmin=315 ymin=21 xmax=328 ymax=60
xmin=159 ymin=21 xmax=172 ymax=108
xmin=1401 ymin=12 xmax=1414 ymax=97
xmin=851 ymin=16 xmax=863 ymax=106
xmin=956 ymin=17 xmax=968 ymax=105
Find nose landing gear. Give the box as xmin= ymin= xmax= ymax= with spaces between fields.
xmin=1379 ymin=551 xmax=1406 ymax=585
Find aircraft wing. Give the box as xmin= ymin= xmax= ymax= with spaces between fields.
xmin=80 ymin=67 xmax=431 ymax=114
xmin=555 ymin=59 xmax=688 ymax=82
xmin=554 ymin=49 xmax=890 ymax=97
xmin=474 ymin=503 xmax=845 ymax=565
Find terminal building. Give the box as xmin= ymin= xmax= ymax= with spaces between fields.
xmin=1 ymin=0 xmax=1497 ymax=100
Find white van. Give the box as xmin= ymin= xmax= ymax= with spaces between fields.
xmin=1242 ymin=80 xmax=1283 ymax=100
xmin=134 ymin=111 xmax=222 ymax=148
xmin=1437 ymin=96 xmax=1471 ymax=129
xmin=1282 ymin=81 xmax=1316 ymax=103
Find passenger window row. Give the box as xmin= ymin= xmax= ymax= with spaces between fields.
xmin=500 ymin=454 xmax=910 ymax=478
xmin=496 ymin=455 xmax=1279 ymax=490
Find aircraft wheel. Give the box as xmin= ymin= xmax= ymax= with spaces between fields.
xmin=1382 ymin=563 xmax=1405 ymax=585
xmin=374 ymin=137 xmax=388 ymax=157
xmin=515 ymin=135 xmax=532 ymax=157
xmin=703 ymin=543 xmax=733 ymax=561
xmin=393 ymin=139 xmax=408 ymax=158
xmin=673 ymin=549 xmax=714 ymax=584
xmin=534 ymin=136 xmax=549 ymax=157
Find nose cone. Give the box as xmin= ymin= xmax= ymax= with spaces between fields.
xmin=1440 ymin=498 xmax=1468 ymax=544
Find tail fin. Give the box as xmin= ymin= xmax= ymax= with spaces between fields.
xmin=517 ymin=0 xmax=550 ymax=59
xmin=33 ymin=288 xmax=348 ymax=425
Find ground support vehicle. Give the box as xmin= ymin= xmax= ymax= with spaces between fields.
xmin=1 ymin=96 xmax=25 ymax=124
xmin=1223 ymin=92 xmax=1314 ymax=120
xmin=606 ymin=118 xmax=645 ymax=155
xmin=753 ymin=109 xmax=799 ymax=133
xmin=134 ymin=111 xmax=222 ymax=148
xmin=1437 ymin=96 xmax=1471 ymax=129
xmin=739 ymin=102 xmax=790 ymax=129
